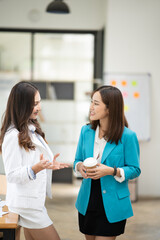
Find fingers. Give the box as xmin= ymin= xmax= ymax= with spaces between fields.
xmin=40 ymin=154 xmax=50 ymax=165
xmin=47 ymin=165 xmax=60 ymax=170
xmin=87 ymin=172 xmax=97 ymax=178
xmin=47 ymin=162 xmax=69 ymax=170
xmin=53 ymin=153 xmax=60 ymax=161
xmin=86 ymin=167 xmax=99 ymax=179
xmin=55 ymin=164 xmax=68 ymax=169
xmin=86 ymin=167 xmax=97 ymax=173
xmin=82 ymin=172 xmax=88 ymax=178
xmin=40 ymin=154 xmax=44 ymax=161
xmin=82 ymin=166 xmax=87 ymax=172
xmin=41 ymin=160 xmax=52 ymax=170
xmin=80 ymin=170 xmax=87 ymax=178
xmin=60 ymin=163 xmax=70 ymax=167
xmin=57 ymin=163 xmax=70 ymax=169
xmin=80 ymin=167 xmax=88 ymax=178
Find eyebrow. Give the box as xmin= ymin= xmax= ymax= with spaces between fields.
xmin=35 ymin=99 xmax=41 ymax=103
xmin=92 ymin=99 xmax=100 ymax=103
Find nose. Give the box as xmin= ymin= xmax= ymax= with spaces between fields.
xmin=37 ymin=102 xmax=41 ymax=111
xmin=90 ymin=102 xmax=94 ymax=110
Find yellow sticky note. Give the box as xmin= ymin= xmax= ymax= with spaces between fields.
xmin=132 ymin=81 xmax=137 ymax=86
xmin=124 ymin=105 xmax=129 ymax=112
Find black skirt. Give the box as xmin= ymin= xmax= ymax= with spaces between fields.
xmin=78 ymin=179 xmax=126 ymax=237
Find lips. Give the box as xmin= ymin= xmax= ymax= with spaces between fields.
xmin=90 ymin=112 xmax=95 ymax=116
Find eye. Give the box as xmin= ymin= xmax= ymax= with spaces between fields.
xmin=90 ymin=99 xmax=99 ymax=106
xmin=34 ymin=101 xmax=40 ymax=106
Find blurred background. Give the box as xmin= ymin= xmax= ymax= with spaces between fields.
xmin=0 ymin=0 xmax=160 ymax=239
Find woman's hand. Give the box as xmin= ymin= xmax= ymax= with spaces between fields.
xmin=32 ymin=154 xmax=70 ymax=173
xmin=77 ymin=162 xmax=87 ymax=179
xmin=32 ymin=154 xmax=52 ymax=174
xmin=86 ymin=163 xmax=114 ymax=180
xmin=47 ymin=153 xmax=70 ymax=170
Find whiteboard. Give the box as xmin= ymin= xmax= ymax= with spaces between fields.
xmin=104 ymin=73 xmax=151 ymax=141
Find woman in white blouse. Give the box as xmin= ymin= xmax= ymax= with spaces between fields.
xmin=74 ymin=85 xmax=141 ymax=240
xmin=0 ymin=81 xmax=69 ymax=240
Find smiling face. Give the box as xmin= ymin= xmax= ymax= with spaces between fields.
xmin=89 ymin=91 xmax=109 ymax=122
xmin=29 ymin=91 xmax=41 ymax=120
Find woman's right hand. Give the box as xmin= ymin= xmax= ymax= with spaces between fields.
xmin=77 ymin=162 xmax=87 ymax=179
xmin=47 ymin=153 xmax=70 ymax=170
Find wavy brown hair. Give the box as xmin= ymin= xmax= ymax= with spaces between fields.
xmin=0 ymin=81 xmax=45 ymax=152
xmin=90 ymin=85 xmax=128 ymax=145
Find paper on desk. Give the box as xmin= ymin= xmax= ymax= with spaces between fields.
xmin=0 ymin=211 xmax=9 ymax=217
xmin=2 ymin=211 xmax=9 ymax=216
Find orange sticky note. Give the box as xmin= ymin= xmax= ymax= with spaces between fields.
xmin=111 ymin=80 xmax=117 ymax=86
xmin=121 ymin=80 xmax=127 ymax=86
xmin=133 ymin=92 xmax=140 ymax=98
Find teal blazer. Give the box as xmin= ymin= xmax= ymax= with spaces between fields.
xmin=73 ymin=125 xmax=141 ymax=223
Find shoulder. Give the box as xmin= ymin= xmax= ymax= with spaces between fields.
xmin=81 ymin=124 xmax=93 ymax=134
xmin=2 ymin=127 xmax=20 ymax=153
xmin=3 ymin=126 xmax=19 ymax=143
xmin=122 ymin=127 xmax=138 ymax=142
xmin=123 ymin=126 xmax=136 ymax=136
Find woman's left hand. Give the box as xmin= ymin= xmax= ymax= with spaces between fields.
xmin=86 ymin=163 xmax=113 ymax=180
xmin=47 ymin=153 xmax=70 ymax=170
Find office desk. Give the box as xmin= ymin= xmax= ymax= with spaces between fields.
xmin=0 ymin=206 xmax=18 ymax=240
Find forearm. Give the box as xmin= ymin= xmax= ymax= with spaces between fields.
xmin=31 ymin=163 xmax=43 ymax=174
xmin=104 ymin=166 xmax=121 ymax=177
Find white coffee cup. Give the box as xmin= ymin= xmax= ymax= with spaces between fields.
xmin=83 ymin=157 xmax=98 ymax=169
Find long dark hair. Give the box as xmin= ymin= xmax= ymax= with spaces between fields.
xmin=90 ymin=85 xmax=128 ymax=144
xmin=0 ymin=81 xmax=45 ymax=151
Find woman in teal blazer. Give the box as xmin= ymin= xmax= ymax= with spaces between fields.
xmin=74 ymin=85 xmax=141 ymax=240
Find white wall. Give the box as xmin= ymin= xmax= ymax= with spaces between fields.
xmin=104 ymin=0 xmax=160 ymax=197
xmin=0 ymin=0 xmax=106 ymax=30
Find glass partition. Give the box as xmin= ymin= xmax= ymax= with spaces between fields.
xmin=34 ymin=33 xmax=94 ymax=81
xmin=0 ymin=32 xmax=31 ymax=80
xmin=0 ymin=31 xmax=95 ymax=172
